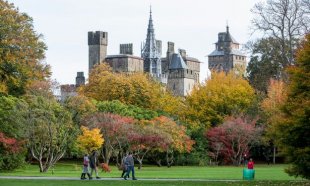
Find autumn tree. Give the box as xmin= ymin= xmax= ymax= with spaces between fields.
xmin=184 ymin=71 xmax=255 ymax=130
xmin=276 ymin=34 xmax=310 ymax=179
xmin=77 ymin=126 xmax=104 ymax=154
xmin=24 ymin=95 xmax=75 ymax=172
xmin=0 ymin=96 xmax=28 ymax=170
xmin=261 ymin=79 xmax=288 ymax=163
xmin=0 ymin=1 xmax=50 ymax=96
xmin=206 ymin=116 xmax=262 ymax=165
xmin=128 ymin=122 xmax=171 ymax=169
xmin=83 ymin=112 xmax=135 ymax=165
xmin=25 ymin=80 xmax=55 ymax=97
xmin=80 ymin=63 xmax=182 ymax=115
xmin=64 ymin=95 xmax=97 ymax=125
xmin=148 ymin=116 xmax=195 ymax=167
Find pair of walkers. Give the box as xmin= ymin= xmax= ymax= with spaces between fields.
xmin=81 ymin=151 xmax=100 ymax=180
xmin=121 ymin=152 xmax=137 ymax=180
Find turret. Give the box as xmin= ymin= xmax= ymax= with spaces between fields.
xmin=88 ymin=31 xmax=108 ymax=72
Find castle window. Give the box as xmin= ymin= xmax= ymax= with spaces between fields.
xmin=173 ymin=83 xmax=176 ymax=90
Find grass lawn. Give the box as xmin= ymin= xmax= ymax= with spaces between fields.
xmin=0 ymin=162 xmax=303 ymax=181
xmin=0 ymin=179 xmax=309 ymax=186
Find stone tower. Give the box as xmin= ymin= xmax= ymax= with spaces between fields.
xmin=141 ymin=7 xmax=162 ymax=79
xmin=165 ymin=42 xmax=175 ymax=71
xmin=120 ymin=43 xmax=133 ymax=55
xmin=88 ymin=31 xmax=108 ymax=72
xmin=167 ymin=53 xmax=195 ymax=96
xmin=208 ymin=26 xmax=246 ymax=73
xmin=75 ymin=72 xmax=85 ymax=87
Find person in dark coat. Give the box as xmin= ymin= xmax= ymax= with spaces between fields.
xmin=89 ymin=151 xmax=100 ymax=179
xmin=123 ymin=152 xmax=137 ymax=180
xmin=121 ymin=153 xmax=129 ymax=178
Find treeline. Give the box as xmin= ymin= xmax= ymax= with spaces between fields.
xmin=0 ymin=0 xmax=309 ymax=179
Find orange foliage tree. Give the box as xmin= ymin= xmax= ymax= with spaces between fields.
xmin=148 ymin=116 xmax=195 ymax=167
xmin=261 ymin=79 xmax=288 ymax=164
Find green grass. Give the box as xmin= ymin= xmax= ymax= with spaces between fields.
xmin=0 ymin=162 xmax=303 ymax=181
xmin=0 ymin=179 xmax=309 ymax=186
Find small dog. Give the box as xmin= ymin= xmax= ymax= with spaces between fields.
xmin=101 ymin=163 xmax=111 ymax=172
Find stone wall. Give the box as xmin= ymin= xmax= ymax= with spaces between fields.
xmin=105 ymin=55 xmax=143 ymax=73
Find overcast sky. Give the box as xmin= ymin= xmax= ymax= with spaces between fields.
xmin=9 ymin=0 xmax=260 ymax=84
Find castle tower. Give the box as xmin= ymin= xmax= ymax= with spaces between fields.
xmin=208 ymin=26 xmax=246 ymax=74
xmin=120 ymin=43 xmax=133 ymax=55
xmin=141 ymin=7 xmax=162 ymax=78
xmin=167 ymin=53 xmax=195 ymax=96
xmin=75 ymin=72 xmax=85 ymax=87
xmin=88 ymin=31 xmax=108 ymax=72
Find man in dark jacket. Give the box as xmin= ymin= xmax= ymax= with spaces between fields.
xmin=121 ymin=153 xmax=129 ymax=178
xmin=89 ymin=151 xmax=100 ymax=179
xmin=123 ymin=152 xmax=137 ymax=180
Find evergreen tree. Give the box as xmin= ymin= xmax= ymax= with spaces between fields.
xmin=277 ymin=34 xmax=310 ymax=179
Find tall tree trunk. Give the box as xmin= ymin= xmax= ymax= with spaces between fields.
xmin=138 ymin=160 xmax=143 ymax=170
xmin=166 ymin=150 xmax=174 ymax=168
xmin=156 ymin=159 xmax=162 ymax=167
xmin=39 ymin=160 xmax=44 ymax=172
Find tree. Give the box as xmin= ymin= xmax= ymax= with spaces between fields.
xmin=148 ymin=116 xmax=195 ymax=167
xmin=24 ymin=95 xmax=74 ymax=172
xmin=261 ymin=79 xmax=288 ymax=164
xmin=96 ymin=100 xmax=159 ymax=120
xmin=80 ymin=63 xmax=182 ymax=115
xmin=276 ymin=34 xmax=310 ymax=179
xmin=0 ymin=1 xmax=50 ymax=96
xmin=64 ymin=95 xmax=97 ymax=125
xmin=251 ymin=0 xmax=309 ymax=65
xmin=184 ymin=71 xmax=255 ymax=130
xmin=0 ymin=96 xmax=28 ymax=170
xmin=128 ymin=122 xmax=171 ymax=169
xmin=246 ymin=38 xmax=287 ymax=93
xmin=83 ymin=112 xmax=135 ymax=165
xmin=206 ymin=116 xmax=262 ymax=165
xmin=77 ymin=126 xmax=104 ymax=154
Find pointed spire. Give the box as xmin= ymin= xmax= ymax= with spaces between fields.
xmin=225 ymin=23 xmax=233 ymax=42
xmin=148 ymin=5 xmax=154 ymax=31
xmin=141 ymin=6 xmax=162 ymax=76
xmin=226 ymin=21 xmax=229 ymax=33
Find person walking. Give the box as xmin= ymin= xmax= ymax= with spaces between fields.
xmin=121 ymin=153 xmax=129 ymax=178
xmin=123 ymin=152 xmax=137 ymax=180
xmin=89 ymin=151 xmax=100 ymax=179
xmin=81 ymin=154 xmax=92 ymax=180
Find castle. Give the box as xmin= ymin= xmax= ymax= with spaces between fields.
xmin=207 ymin=26 xmax=246 ymax=73
xmin=60 ymin=8 xmax=245 ymax=101
xmin=87 ymin=8 xmax=201 ymax=97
